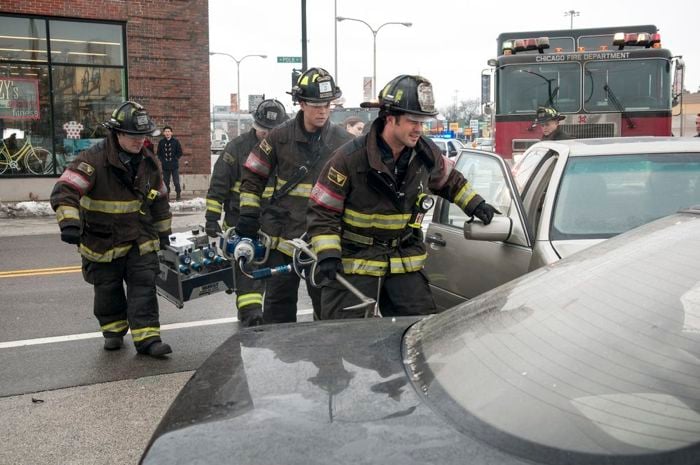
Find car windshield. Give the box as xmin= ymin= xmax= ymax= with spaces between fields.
xmin=404 ymin=212 xmax=700 ymax=464
xmin=497 ymin=62 xmax=581 ymax=114
xmin=551 ymin=153 xmax=700 ymax=239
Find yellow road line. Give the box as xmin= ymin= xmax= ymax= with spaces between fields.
xmin=0 ymin=265 xmax=82 ymax=279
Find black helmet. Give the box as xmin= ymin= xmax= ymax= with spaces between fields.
xmin=103 ymin=101 xmax=158 ymax=135
xmin=533 ymin=106 xmax=565 ymax=124
xmin=361 ymin=75 xmax=438 ymax=121
xmin=253 ymin=99 xmax=288 ymax=129
xmin=289 ymin=67 xmax=342 ymax=104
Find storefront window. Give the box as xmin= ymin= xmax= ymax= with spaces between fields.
xmin=52 ymin=66 xmax=124 ymax=172
xmin=0 ymin=14 xmax=125 ymax=177
xmin=49 ymin=20 xmax=123 ymax=66
xmin=0 ymin=17 xmax=47 ymax=62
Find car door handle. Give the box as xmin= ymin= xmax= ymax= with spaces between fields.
xmin=425 ymin=234 xmax=446 ymax=247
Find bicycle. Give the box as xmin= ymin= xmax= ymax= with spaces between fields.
xmin=0 ymin=134 xmax=53 ymax=175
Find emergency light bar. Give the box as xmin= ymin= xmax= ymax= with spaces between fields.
xmin=502 ymin=37 xmax=549 ymax=55
xmin=613 ymin=31 xmax=661 ymax=49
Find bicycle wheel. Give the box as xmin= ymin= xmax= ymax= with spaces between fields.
xmin=0 ymin=150 xmax=9 ymax=175
xmin=25 ymin=148 xmax=52 ymax=175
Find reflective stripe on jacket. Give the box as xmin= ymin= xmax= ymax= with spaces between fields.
xmin=307 ymin=118 xmax=484 ymax=276
xmin=50 ymin=135 xmax=172 ymax=263
xmin=239 ymin=111 xmax=353 ymax=247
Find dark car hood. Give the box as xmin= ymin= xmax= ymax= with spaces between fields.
xmin=141 ymin=317 xmax=531 ymax=465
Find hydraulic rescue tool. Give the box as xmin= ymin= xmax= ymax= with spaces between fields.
xmin=220 ymin=229 xmax=379 ymax=317
xmin=156 ymin=226 xmax=235 ymax=308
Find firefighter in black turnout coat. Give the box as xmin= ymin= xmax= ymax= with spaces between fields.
xmin=236 ymin=67 xmax=353 ymax=323
xmin=50 ymin=101 xmax=173 ymax=357
xmin=205 ymin=99 xmax=288 ymax=326
xmin=306 ymin=75 xmax=500 ymax=319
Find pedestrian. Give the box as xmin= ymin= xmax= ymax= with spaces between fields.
xmin=236 ymin=67 xmax=353 ymax=323
xmin=156 ymin=125 xmax=184 ymax=200
xmin=533 ymin=106 xmax=571 ymax=140
xmin=50 ymin=101 xmax=173 ymax=357
xmin=695 ymin=113 xmax=700 ymax=137
xmin=204 ymin=99 xmax=288 ymax=327
xmin=306 ymin=74 xmax=500 ymax=320
xmin=343 ymin=116 xmax=365 ymax=137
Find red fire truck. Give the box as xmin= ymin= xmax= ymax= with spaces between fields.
xmin=489 ymin=25 xmax=684 ymax=159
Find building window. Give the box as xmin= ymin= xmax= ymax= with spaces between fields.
xmin=0 ymin=14 xmax=126 ymax=177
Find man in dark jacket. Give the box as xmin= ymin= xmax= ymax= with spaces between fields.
xmin=50 ymin=101 xmax=173 ymax=357
xmin=157 ymin=125 xmax=184 ymax=200
xmin=204 ymin=99 xmax=288 ymax=327
xmin=306 ymin=75 xmax=499 ymax=319
xmin=533 ymin=106 xmax=571 ymax=141
xmin=236 ymin=67 xmax=353 ymax=323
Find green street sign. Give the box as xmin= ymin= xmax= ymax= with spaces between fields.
xmin=277 ymin=56 xmax=302 ymax=64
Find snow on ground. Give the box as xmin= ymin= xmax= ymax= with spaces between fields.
xmin=0 ymin=198 xmax=206 ymax=218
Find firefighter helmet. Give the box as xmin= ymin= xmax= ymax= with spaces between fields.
xmin=289 ymin=67 xmax=342 ymax=104
xmin=533 ymin=106 xmax=565 ymax=124
xmin=361 ymin=75 xmax=438 ymax=122
xmin=103 ymin=101 xmax=158 ymax=135
xmin=253 ymin=99 xmax=289 ymax=129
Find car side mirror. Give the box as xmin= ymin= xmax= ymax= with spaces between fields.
xmin=463 ymin=215 xmax=512 ymax=241
xmin=449 ymin=149 xmax=458 ymax=157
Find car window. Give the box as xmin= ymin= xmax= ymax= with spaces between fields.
xmin=552 ymin=153 xmax=700 ymax=239
xmin=439 ymin=153 xmax=512 ymax=229
xmin=512 ymin=147 xmax=552 ymax=195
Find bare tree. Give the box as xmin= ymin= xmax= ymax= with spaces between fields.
xmin=439 ymin=98 xmax=481 ymax=124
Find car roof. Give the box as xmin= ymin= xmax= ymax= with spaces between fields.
xmin=534 ymin=137 xmax=700 ymax=156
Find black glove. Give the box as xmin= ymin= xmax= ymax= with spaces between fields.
xmin=472 ymin=201 xmax=501 ymax=225
xmin=317 ymin=257 xmax=342 ymax=282
xmin=60 ymin=226 xmax=80 ymax=245
xmin=159 ymin=235 xmax=170 ymax=250
xmin=235 ymin=215 xmax=259 ymax=239
xmin=205 ymin=220 xmax=222 ymax=238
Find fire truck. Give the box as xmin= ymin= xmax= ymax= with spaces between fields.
xmin=487 ymin=25 xmax=684 ymax=159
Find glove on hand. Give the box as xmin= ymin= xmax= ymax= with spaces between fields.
xmin=159 ymin=235 xmax=170 ymax=251
xmin=317 ymin=257 xmax=342 ymax=282
xmin=235 ymin=215 xmax=260 ymax=239
xmin=205 ymin=220 xmax=222 ymax=238
xmin=472 ymin=201 xmax=501 ymax=225
xmin=60 ymin=226 xmax=80 ymax=245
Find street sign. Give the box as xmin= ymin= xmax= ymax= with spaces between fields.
xmin=277 ymin=56 xmax=302 ymax=64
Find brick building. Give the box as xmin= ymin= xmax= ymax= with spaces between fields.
xmin=0 ymin=0 xmax=210 ymax=201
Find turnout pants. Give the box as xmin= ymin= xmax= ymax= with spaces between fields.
xmin=82 ymin=246 xmax=162 ymax=350
xmin=263 ymin=249 xmax=322 ymax=324
xmin=320 ymin=270 xmax=436 ymax=320
xmin=234 ymin=264 xmax=264 ymax=327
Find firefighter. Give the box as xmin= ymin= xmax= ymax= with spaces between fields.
xmin=236 ymin=67 xmax=353 ymax=323
xmin=533 ymin=106 xmax=571 ymax=140
xmin=306 ymin=74 xmax=500 ymax=319
xmin=204 ymin=98 xmax=288 ymax=327
xmin=50 ymin=101 xmax=173 ymax=357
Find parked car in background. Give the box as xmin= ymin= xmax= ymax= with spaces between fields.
xmin=425 ymin=137 xmax=700 ymax=309
xmin=141 ymin=208 xmax=700 ymax=465
xmin=428 ymin=136 xmax=465 ymax=157
xmin=472 ymin=137 xmax=494 ymax=151
xmin=210 ymin=132 xmax=229 ymax=154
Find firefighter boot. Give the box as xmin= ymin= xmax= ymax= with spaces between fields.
xmin=103 ymin=336 xmax=124 ymax=351
xmin=239 ymin=308 xmax=264 ymax=327
xmin=138 ymin=340 xmax=173 ymax=358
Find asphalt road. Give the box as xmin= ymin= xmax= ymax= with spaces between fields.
xmin=0 ymin=212 xmax=313 ymax=465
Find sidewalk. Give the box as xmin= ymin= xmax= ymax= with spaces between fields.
xmin=0 ymin=198 xmax=206 ymax=237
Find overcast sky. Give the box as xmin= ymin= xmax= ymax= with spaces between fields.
xmin=208 ymin=0 xmax=699 ymax=113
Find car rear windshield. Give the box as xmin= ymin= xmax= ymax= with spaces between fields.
xmin=551 ymin=153 xmax=700 ymax=240
xmin=403 ymin=212 xmax=700 ymax=464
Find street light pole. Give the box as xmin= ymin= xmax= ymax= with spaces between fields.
xmin=564 ymin=9 xmax=580 ymax=30
xmin=209 ymin=52 xmax=267 ymax=137
xmin=336 ymin=16 xmax=411 ymax=98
